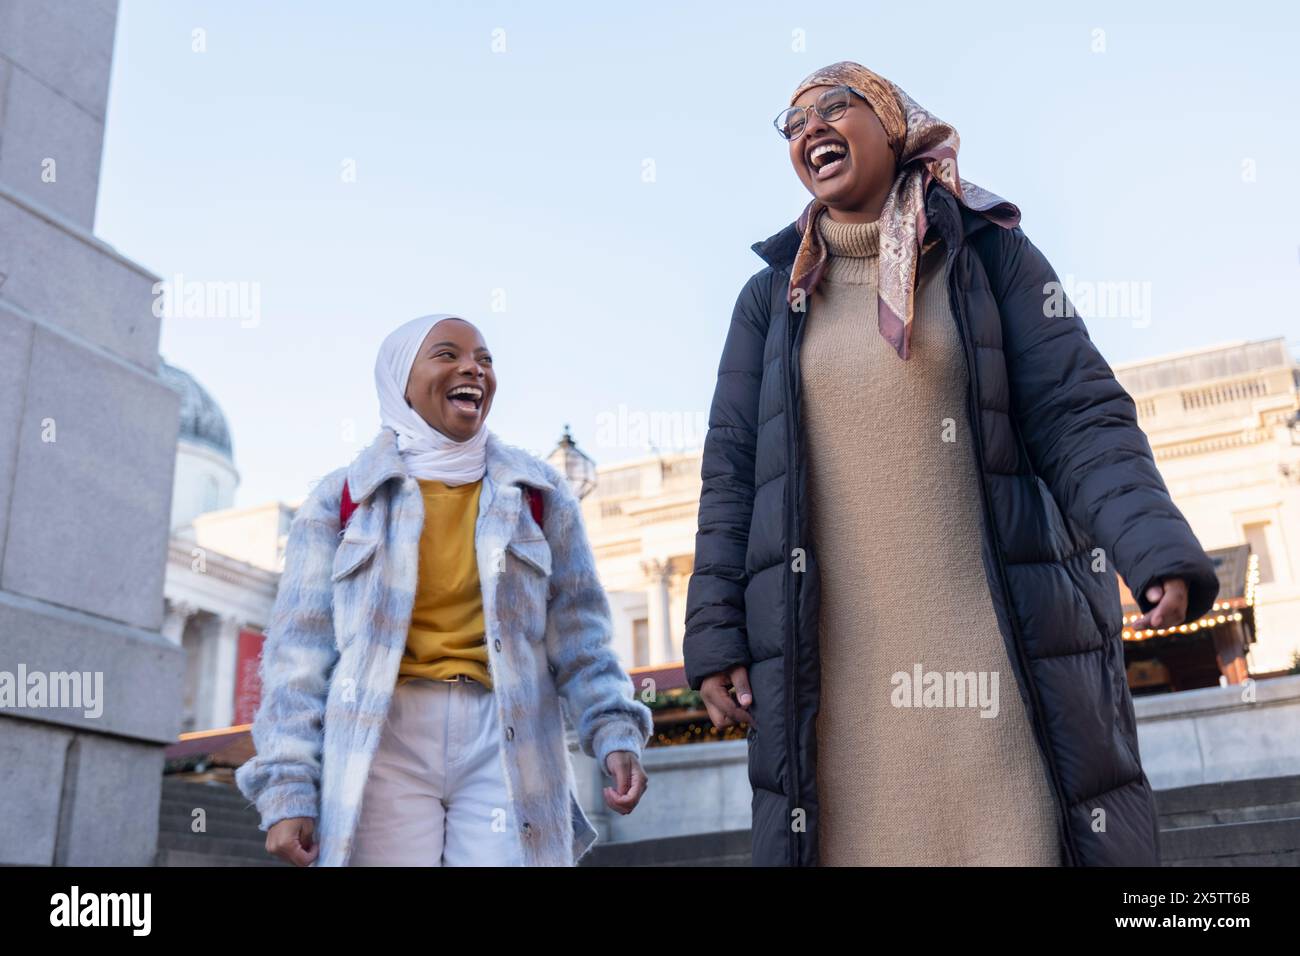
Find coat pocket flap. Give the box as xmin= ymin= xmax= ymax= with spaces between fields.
xmin=332 ymin=537 xmax=378 ymax=581
xmin=507 ymin=536 xmax=552 ymax=577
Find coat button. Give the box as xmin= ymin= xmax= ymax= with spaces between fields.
xmin=505 ymin=726 xmax=514 ymax=741
xmin=494 ymin=638 xmax=502 ymax=652
xmin=520 ymin=821 xmax=531 ymax=838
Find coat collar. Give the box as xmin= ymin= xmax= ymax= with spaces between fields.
xmin=345 ymin=426 xmax=555 ymax=503
xmin=750 ymin=179 xmax=997 ymax=272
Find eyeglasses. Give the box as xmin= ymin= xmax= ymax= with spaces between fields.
xmin=773 ymin=85 xmax=868 ymax=141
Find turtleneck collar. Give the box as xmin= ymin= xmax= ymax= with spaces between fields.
xmin=816 ymin=212 xmax=881 ymax=286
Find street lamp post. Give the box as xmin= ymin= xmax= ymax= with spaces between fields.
xmin=546 ymin=424 xmax=597 ymax=500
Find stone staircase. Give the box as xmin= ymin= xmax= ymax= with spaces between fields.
xmin=155 ymin=777 xmax=287 ymax=866
xmin=580 ymin=776 xmax=1300 ymax=866
xmin=155 ymin=774 xmax=1300 ymax=866
xmin=1154 ymin=774 xmax=1300 ymax=866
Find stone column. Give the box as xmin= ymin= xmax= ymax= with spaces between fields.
xmin=641 ymin=558 xmax=673 ymax=665
xmin=160 ymin=600 xmax=196 ymax=646
xmin=0 ymin=0 xmax=184 ymax=865
xmin=208 ymin=614 xmax=243 ymax=730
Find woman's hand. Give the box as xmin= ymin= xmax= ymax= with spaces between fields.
xmin=1131 ymin=577 xmax=1190 ymax=630
xmin=700 ymin=665 xmax=756 ymax=730
xmin=603 ymin=752 xmax=648 ymax=814
xmin=266 ymin=817 xmax=319 ymax=867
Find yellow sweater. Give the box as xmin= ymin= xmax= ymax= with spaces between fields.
xmin=396 ymin=477 xmax=492 ymax=689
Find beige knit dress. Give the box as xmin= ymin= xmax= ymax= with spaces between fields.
xmin=800 ymin=213 xmax=1062 ymax=866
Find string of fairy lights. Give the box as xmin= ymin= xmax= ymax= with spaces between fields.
xmin=1121 ymin=553 xmax=1260 ymax=642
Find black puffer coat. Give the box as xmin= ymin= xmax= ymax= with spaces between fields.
xmin=683 ymin=180 xmax=1219 ymax=866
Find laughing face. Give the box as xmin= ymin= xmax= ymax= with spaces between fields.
xmin=404 ymin=317 xmax=495 ymax=442
xmin=788 ymin=85 xmax=897 ymax=223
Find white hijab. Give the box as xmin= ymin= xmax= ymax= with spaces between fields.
xmin=374 ymin=313 xmax=489 ymax=485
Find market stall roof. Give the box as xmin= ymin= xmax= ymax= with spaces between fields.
xmin=629 ymin=661 xmax=687 ymax=693
xmin=163 ymin=724 xmax=254 ymax=765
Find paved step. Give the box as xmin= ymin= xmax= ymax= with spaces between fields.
xmin=162 ymin=779 xmax=257 ymax=808
xmin=160 ymin=794 xmax=257 ymax=814
xmin=158 ymin=830 xmax=274 ymax=860
xmin=160 ymin=798 xmax=259 ymax=819
xmin=159 ymin=801 xmax=256 ymax=822
xmin=159 ymin=803 xmax=264 ymax=829
xmin=581 ymin=829 xmax=751 ymax=867
xmin=1154 ymin=775 xmax=1300 ymax=828
xmin=1164 ymin=849 xmax=1300 ymax=867
xmin=155 ymin=848 xmax=288 ymax=867
xmin=1158 ymin=817 xmax=1300 ymax=866
xmin=159 ymin=817 xmax=266 ymax=844
xmin=159 ymin=814 xmax=264 ymax=839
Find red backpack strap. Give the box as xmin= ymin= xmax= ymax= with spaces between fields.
xmin=524 ymin=485 xmax=544 ymax=530
xmin=339 ymin=479 xmax=357 ymax=531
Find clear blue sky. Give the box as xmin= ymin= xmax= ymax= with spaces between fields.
xmin=96 ymin=0 xmax=1300 ymax=509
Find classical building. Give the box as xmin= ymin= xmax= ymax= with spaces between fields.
xmin=580 ymin=447 xmax=702 ymax=670
xmin=159 ymin=360 xmax=279 ymax=733
xmin=1114 ymin=338 xmax=1300 ymax=677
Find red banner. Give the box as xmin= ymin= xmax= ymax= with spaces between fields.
xmin=234 ymin=628 xmax=266 ymax=726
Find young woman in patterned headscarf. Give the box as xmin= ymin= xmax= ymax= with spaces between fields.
xmin=683 ymin=62 xmax=1217 ymax=867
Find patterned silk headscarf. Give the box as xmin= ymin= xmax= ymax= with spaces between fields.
xmin=787 ymin=62 xmax=1020 ymax=360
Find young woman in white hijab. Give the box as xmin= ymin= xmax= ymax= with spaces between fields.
xmin=375 ymin=313 xmax=492 ymax=485
xmin=246 ymin=313 xmax=653 ymax=867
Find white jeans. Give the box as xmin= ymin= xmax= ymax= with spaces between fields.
xmin=348 ymin=677 xmax=524 ymax=866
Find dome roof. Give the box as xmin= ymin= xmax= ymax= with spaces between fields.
xmin=159 ymin=358 xmax=234 ymax=460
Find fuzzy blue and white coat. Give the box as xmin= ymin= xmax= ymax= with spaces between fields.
xmin=235 ymin=426 xmax=654 ymax=866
